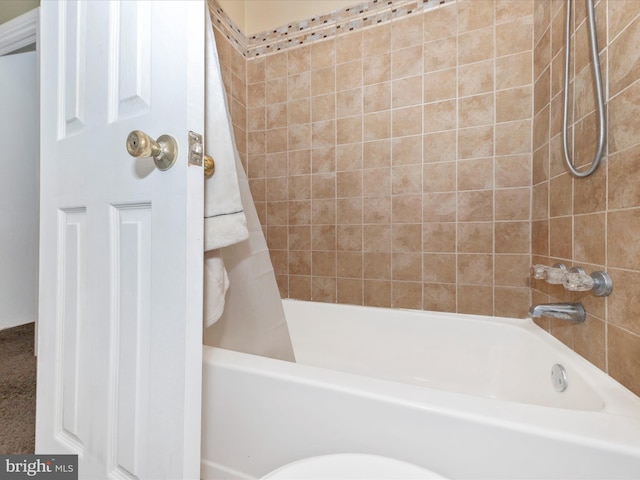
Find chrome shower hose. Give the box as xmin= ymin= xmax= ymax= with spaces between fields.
xmin=562 ymin=0 xmax=606 ymax=178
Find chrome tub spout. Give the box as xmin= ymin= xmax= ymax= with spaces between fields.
xmin=528 ymin=302 xmax=585 ymax=324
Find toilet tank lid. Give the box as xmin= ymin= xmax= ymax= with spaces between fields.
xmin=262 ymin=453 xmax=447 ymax=479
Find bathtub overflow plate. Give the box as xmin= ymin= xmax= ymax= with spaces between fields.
xmin=551 ymin=364 xmax=568 ymax=392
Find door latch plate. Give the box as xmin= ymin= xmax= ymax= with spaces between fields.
xmin=188 ymin=131 xmax=203 ymax=167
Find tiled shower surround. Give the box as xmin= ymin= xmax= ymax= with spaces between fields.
xmin=211 ymin=0 xmax=640 ymax=395
xmin=532 ymin=0 xmax=640 ymax=395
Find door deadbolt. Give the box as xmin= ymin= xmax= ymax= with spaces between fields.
xmin=126 ymin=130 xmax=178 ymax=171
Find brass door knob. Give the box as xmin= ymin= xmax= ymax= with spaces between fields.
xmin=126 ymin=130 xmax=178 ymax=171
xmin=204 ymin=155 xmax=215 ymax=178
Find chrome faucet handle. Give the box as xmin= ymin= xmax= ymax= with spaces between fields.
xmin=563 ymin=272 xmax=594 ymax=291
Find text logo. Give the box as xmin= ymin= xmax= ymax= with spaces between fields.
xmin=0 ymin=455 xmax=77 ymax=479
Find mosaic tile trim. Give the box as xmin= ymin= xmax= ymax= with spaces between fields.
xmin=208 ymin=0 xmax=248 ymax=55
xmin=208 ymin=0 xmax=457 ymax=58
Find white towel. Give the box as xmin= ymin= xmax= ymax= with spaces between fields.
xmin=204 ymin=13 xmax=248 ymax=251
xmin=203 ymin=13 xmax=249 ymax=327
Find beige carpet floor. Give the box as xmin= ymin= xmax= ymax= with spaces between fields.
xmin=0 ymin=322 xmax=36 ymax=453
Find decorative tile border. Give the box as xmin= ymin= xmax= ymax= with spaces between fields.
xmin=208 ymin=0 xmax=248 ymax=55
xmin=208 ymin=0 xmax=457 ymax=58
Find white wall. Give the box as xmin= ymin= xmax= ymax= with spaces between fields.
xmin=0 ymin=0 xmax=39 ymax=25
xmin=218 ymin=0 xmax=359 ymax=35
xmin=0 ymin=51 xmax=38 ymax=330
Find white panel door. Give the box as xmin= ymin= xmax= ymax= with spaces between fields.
xmin=0 ymin=51 xmax=38 ymax=331
xmin=36 ymin=2 xmax=205 ymax=479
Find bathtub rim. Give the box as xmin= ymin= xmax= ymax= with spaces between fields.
xmin=203 ymin=343 xmax=640 ymax=461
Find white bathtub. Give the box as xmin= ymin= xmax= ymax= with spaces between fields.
xmin=201 ymin=300 xmax=640 ymax=479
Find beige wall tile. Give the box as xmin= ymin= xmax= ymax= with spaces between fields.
xmin=608 ymin=0 xmax=640 ymax=42
xmin=497 ymin=87 xmax=533 ymax=123
xmin=364 ymin=252 xmax=391 ymax=280
xmin=423 ymin=162 xmax=456 ymax=193
xmin=392 ymin=223 xmax=423 ymax=253
xmin=392 ymin=135 xmax=422 ymax=166
xmin=496 ymin=51 xmax=532 ymax=89
xmin=458 ymin=60 xmax=495 ymax=97
xmin=393 ymin=75 xmax=423 ymax=108
xmin=311 ymin=93 xmax=335 ymax=122
xmin=457 ymin=285 xmax=494 ymax=315
xmin=423 ymin=131 xmax=457 ymax=163
xmin=312 ymin=198 xmax=336 ymax=225
xmin=458 ymin=125 xmax=494 ymax=159
xmin=288 ymin=72 xmax=310 ymax=101
xmin=337 ymin=143 xmax=363 ymax=171
xmin=424 ymin=100 xmax=456 ymax=133
xmin=458 ymin=0 xmax=495 ymax=33
xmin=310 ymin=38 xmax=336 ymax=69
xmin=336 ymin=88 xmax=363 ymax=118
xmin=458 ymin=222 xmax=493 ymax=253
xmin=392 ymin=45 xmax=423 ymax=79
xmin=392 ymin=194 xmax=422 ymax=223
xmin=458 ymin=93 xmax=495 ymax=128
xmin=458 ymin=27 xmax=494 ymax=65
xmin=312 ymin=277 xmax=337 ymax=302
xmin=573 ymin=213 xmax=605 ymax=266
xmin=337 ymin=251 xmax=363 ymax=278
xmin=392 ymin=252 xmax=423 ymax=281
xmin=424 ymin=68 xmax=457 ymax=102
xmin=495 ymin=221 xmax=531 ymax=254
xmin=609 ymin=80 xmax=640 ymax=155
xmin=607 ymin=269 xmax=640 ymax=336
xmin=424 ymin=37 xmax=457 ymax=72
xmin=424 ymin=283 xmax=457 ymax=312
xmin=608 ymin=325 xmax=640 ymax=396
xmin=336 ymin=31 xmax=363 ymax=64
xmin=266 ymin=77 xmax=287 ymax=104
xmin=423 ymin=4 xmax=457 ymax=42
xmin=392 ymin=164 xmax=423 ymax=195
xmin=336 ymin=197 xmax=364 ymax=225
xmin=495 ymin=187 xmax=531 ymax=220
xmin=608 ymin=144 xmax=640 ymax=210
xmin=337 ymin=223 xmax=362 ymax=250
xmin=494 ymin=286 xmax=531 ymax=318
xmin=337 ymin=277 xmax=364 ymax=305
xmin=266 ymin=51 xmax=287 ymax=80
xmin=364 ymin=280 xmax=392 ymax=307
xmin=288 ymin=45 xmax=310 ymax=75
xmin=496 ymin=16 xmax=533 ymax=57
xmin=362 ymin=196 xmax=391 ymax=224
xmin=423 ymin=253 xmax=456 ymax=283
xmin=392 ymin=281 xmax=423 ymax=309
xmin=363 ymin=140 xmax=391 ymax=168
xmin=423 ymin=193 xmax=457 ymax=222
xmin=423 ymin=222 xmax=457 ymax=253
xmin=495 ymin=254 xmax=531 ymax=287
xmin=311 ymin=67 xmax=336 ymax=96
xmin=312 ymin=146 xmax=336 ymax=173
xmin=363 ymin=82 xmax=391 ymax=114
xmin=364 ymin=111 xmax=391 ymax=141
xmin=608 ymin=208 xmax=640 ymax=271
xmin=458 ymin=190 xmax=494 ymax=222
xmin=336 ymin=60 xmax=363 ymax=91
xmin=548 ymin=215 xmax=572 ymax=259
xmin=363 ymin=53 xmax=391 ymax=85
xmin=363 ymin=23 xmax=391 ymax=57
xmin=392 ymin=13 xmax=424 ymax=50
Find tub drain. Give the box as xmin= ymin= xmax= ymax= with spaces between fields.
xmin=551 ymin=364 xmax=568 ymax=392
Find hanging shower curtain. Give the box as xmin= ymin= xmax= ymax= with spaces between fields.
xmin=202 ymin=13 xmax=295 ymax=362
